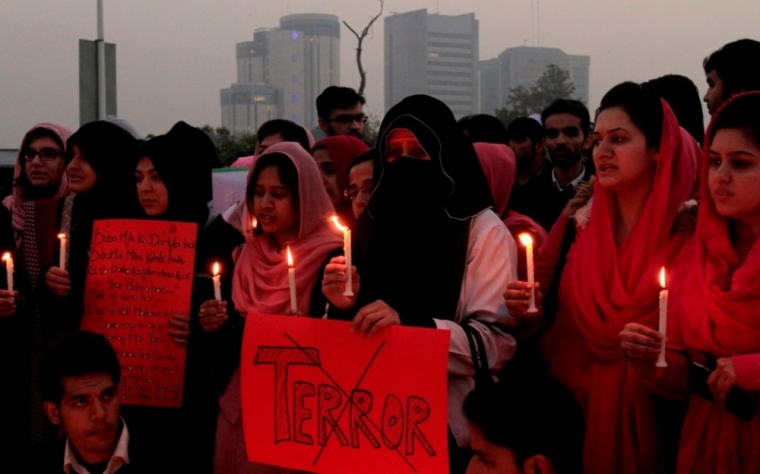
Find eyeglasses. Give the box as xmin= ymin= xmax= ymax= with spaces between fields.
xmin=545 ymin=126 xmax=581 ymax=139
xmin=328 ymin=114 xmax=368 ymax=125
xmin=344 ymin=181 xmax=373 ymax=200
xmin=22 ymin=148 xmax=64 ymax=162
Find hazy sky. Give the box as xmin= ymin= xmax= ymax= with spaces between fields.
xmin=1 ymin=0 xmax=758 ymax=147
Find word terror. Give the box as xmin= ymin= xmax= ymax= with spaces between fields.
xmin=254 ymin=346 xmax=436 ymax=457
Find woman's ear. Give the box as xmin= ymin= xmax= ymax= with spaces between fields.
xmin=523 ymin=454 xmax=554 ymax=474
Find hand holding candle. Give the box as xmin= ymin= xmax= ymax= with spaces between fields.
xmin=212 ymin=262 xmax=222 ymax=301
xmin=656 ymin=267 xmax=668 ymax=368
xmin=287 ymin=246 xmax=298 ymax=313
xmin=2 ymin=253 xmax=13 ymax=293
xmin=331 ymin=216 xmax=353 ymax=297
xmin=518 ymin=233 xmax=538 ymax=313
xmin=58 ymin=233 xmax=67 ymax=270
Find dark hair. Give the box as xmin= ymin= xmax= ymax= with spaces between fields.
xmin=541 ymin=99 xmax=591 ymax=136
xmin=246 ymin=153 xmax=300 ymax=221
xmin=16 ymin=128 xmax=66 ymax=192
xmin=703 ymin=39 xmax=760 ymax=99
xmin=346 ymin=148 xmax=377 ymax=184
xmin=256 ymin=119 xmax=310 ymax=152
xmin=38 ymin=331 xmax=121 ymax=405
xmin=458 ymin=114 xmax=510 ymax=146
xmin=596 ymin=82 xmax=663 ymax=149
xmin=708 ymin=93 xmax=760 ymax=149
xmin=505 ymin=116 xmax=545 ymax=145
xmin=316 ymin=86 xmax=366 ymax=119
xmin=463 ymin=377 xmax=584 ymax=473
xmin=644 ymin=75 xmax=705 ymax=145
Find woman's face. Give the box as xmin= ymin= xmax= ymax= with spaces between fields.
xmin=708 ymin=128 xmax=760 ymax=224
xmin=23 ymin=136 xmax=66 ymax=188
xmin=66 ymin=145 xmax=98 ymax=194
xmin=252 ymin=165 xmax=299 ymax=245
xmin=348 ymin=160 xmax=374 ymax=219
xmin=312 ymin=148 xmax=341 ymax=207
xmin=385 ymin=129 xmax=431 ymax=163
xmin=135 ymin=157 xmax=169 ymax=216
xmin=591 ymin=106 xmax=658 ymax=193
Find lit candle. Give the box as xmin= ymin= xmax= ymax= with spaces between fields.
xmin=518 ymin=233 xmax=537 ymax=313
xmin=58 ymin=233 xmax=67 ymax=270
xmin=251 ymin=217 xmax=258 ymax=232
xmin=656 ymin=267 xmax=668 ymax=368
xmin=2 ymin=253 xmax=13 ymax=293
xmin=212 ymin=262 xmax=222 ymax=302
xmin=331 ymin=216 xmax=353 ymax=296
xmin=287 ymin=246 xmax=297 ymax=313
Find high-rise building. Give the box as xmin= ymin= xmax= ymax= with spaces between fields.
xmin=385 ymin=9 xmax=479 ymax=119
xmin=221 ymin=14 xmax=340 ymax=134
xmin=479 ymin=46 xmax=590 ymax=114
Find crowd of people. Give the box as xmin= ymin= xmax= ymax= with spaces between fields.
xmin=1 ymin=37 xmax=760 ymax=474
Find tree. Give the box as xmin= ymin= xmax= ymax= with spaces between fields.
xmin=495 ymin=64 xmax=578 ymax=128
xmin=199 ymin=125 xmax=257 ymax=166
xmin=343 ymin=0 xmax=384 ymax=96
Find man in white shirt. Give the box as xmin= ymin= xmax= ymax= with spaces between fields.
xmin=37 ymin=331 xmax=135 ymax=474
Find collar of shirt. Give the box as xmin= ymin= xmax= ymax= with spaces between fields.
xmin=551 ymin=165 xmax=585 ymax=191
xmin=64 ymin=418 xmax=130 ymax=474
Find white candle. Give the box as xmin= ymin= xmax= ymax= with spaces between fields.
xmin=656 ymin=267 xmax=668 ymax=368
xmin=518 ymin=234 xmax=537 ymax=313
xmin=332 ymin=217 xmax=353 ymax=297
xmin=2 ymin=253 xmax=13 ymax=293
xmin=212 ymin=262 xmax=222 ymax=302
xmin=287 ymin=246 xmax=297 ymax=313
xmin=58 ymin=233 xmax=67 ymax=270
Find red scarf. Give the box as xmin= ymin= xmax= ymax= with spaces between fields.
xmin=541 ymin=100 xmax=700 ymax=473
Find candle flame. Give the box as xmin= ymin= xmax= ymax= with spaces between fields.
xmin=1 ymin=253 xmax=10 ymax=263
xmin=58 ymin=233 xmax=66 ymax=239
xmin=213 ymin=262 xmax=220 ymax=276
xmin=659 ymin=267 xmax=666 ymax=289
xmin=251 ymin=218 xmax=258 ymax=229
xmin=331 ymin=216 xmax=347 ymax=233
xmin=286 ymin=246 xmax=294 ymax=267
xmin=518 ymin=233 xmax=533 ymax=246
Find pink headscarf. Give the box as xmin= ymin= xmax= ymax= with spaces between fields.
xmin=3 ymin=122 xmax=74 ymax=246
xmin=231 ymin=142 xmax=342 ymax=316
xmin=473 ymin=142 xmax=548 ymax=243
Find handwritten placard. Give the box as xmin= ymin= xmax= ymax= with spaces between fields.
xmin=241 ymin=314 xmax=450 ymax=473
xmin=80 ymin=219 xmax=197 ymax=408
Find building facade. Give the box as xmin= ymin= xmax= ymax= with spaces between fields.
xmin=385 ymin=9 xmax=479 ymax=119
xmin=479 ymin=46 xmax=590 ymax=114
xmin=221 ymin=14 xmax=340 ymax=134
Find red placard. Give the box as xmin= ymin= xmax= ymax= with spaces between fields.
xmin=80 ymin=219 xmax=197 ymax=408
xmin=241 ymin=314 xmax=450 ymax=474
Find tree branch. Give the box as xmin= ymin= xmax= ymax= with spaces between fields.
xmin=342 ymin=0 xmax=384 ymax=96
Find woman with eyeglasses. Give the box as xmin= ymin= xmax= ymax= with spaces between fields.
xmin=0 ymin=123 xmax=73 ymax=450
xmin=506 ymin=82 xmax=700 ymax=473
xmin=311 ymin=135 xmax=369 ymax=228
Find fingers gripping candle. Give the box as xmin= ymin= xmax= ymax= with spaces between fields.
xmin=287 ymin=246 xmax=298 ymax=313
xmin=518 ymin=234 xmax=538 ymax=313
xmin=212 ymin=262 xmax=222 ymax=302
xmin=656 ymin=267 xmax=668 ymax=368
xmin=2 ymin=253 xmax=13 ymax=292
xmin=331 ymin=216 xmax=353 ymax=296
